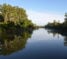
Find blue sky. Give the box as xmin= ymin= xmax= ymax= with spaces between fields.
xmin=0 ymin=0 xmax=67 ymax=25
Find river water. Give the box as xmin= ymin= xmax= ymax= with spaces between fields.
xmin=0 ymin=28 xmax=67 ymax=59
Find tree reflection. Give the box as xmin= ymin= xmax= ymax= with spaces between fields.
xmin=47 ymin=29 xmax=60 ymax=38
xmin=64 ymin=37 xmax=67 ymax=46
xmin=0 ymin=28 xmax=33 ymax=55
xmin=46 ymin=29 xmax=67 ymax=46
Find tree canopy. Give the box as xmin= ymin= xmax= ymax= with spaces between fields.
xmin=0 ymin=4 xmax=34 ymax=29
xmin=45 ymin=13 xmax=67 ymax=31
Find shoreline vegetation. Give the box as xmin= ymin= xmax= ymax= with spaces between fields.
xmin=45 ymin=13 xmax=67 ymax=32
xmin=0 ymin=4 xmax=67 ymax=36
xmin=0 ymin=4 xmax=37 ymax=33
xmin=0 ymin=4 xmax=35 ymax=55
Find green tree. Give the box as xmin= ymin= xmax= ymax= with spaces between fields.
xmin=0 ymin=4 xmax=34 ymax=29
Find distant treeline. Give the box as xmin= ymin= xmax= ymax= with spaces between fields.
xmin=45 ymin=13 xmax=67 ymax=31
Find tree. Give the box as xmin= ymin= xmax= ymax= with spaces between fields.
xmin=63 ymin=13 xmax=67 ymax=27
xmin=64 ymin=13 xmax=67 ymax=23
xmin=0 ymin=4 xmax=34 ymax=28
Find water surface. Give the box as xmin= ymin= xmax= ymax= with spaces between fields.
xmin=0 ymin=28 xmax=67 ymax=59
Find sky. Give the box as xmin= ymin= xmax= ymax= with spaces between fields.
xmin=0 ymin=0 xmax=67 ymax=25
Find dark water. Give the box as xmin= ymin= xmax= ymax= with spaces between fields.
xmin=0 ymin=28 xmax=67 ymax=59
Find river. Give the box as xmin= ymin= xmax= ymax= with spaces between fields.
xmin=0 ymin=28 xmax=67 ymax=59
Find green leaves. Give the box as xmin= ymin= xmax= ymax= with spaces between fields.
xmin=0 ymin=4 xmax=34 ymax=29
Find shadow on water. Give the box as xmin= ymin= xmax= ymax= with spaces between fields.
xmin=0 ymin=27 xmax=33 ymax=55
xmin=45 ymin=28 xmax=67 ymax=46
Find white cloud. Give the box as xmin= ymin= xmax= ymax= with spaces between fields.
xmin=27 ymin=10 xmax=64 ymax=26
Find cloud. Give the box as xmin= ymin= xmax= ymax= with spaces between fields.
xmin=27 ymin=10 xmax=64 ymax=26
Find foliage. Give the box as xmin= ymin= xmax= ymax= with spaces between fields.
xmin=45 ymin=13 xmax=67 ymax=31
xmin=0 ymin=4 xmax=34 ymax=29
